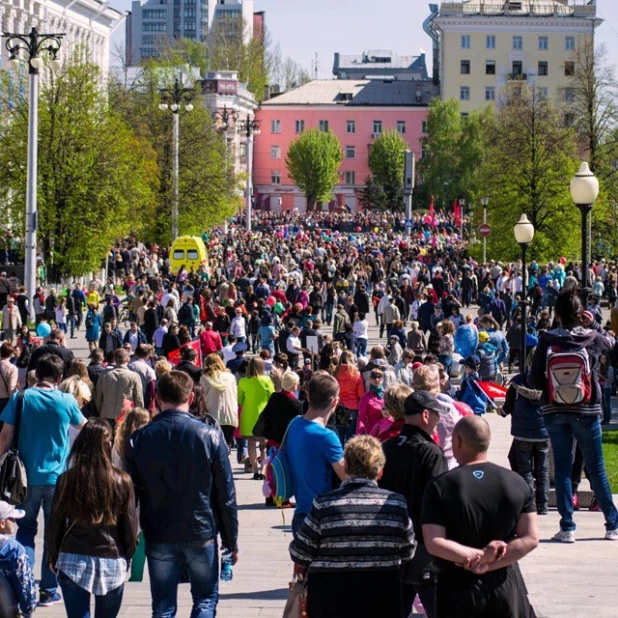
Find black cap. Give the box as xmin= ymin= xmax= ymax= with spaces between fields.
xmin=463 ymin=355 xmax=480 ymax=369
xmin=404 ymin=391 xmax=451 ymax=416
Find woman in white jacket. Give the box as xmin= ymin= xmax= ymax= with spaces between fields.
xmin=200 ymin=353 xmax=238 ymax=449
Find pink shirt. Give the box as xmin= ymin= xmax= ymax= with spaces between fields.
xmin=356 ymin=391 xmax=385 ymax=435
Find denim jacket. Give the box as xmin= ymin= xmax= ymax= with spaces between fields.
xmin=0 ymin=536 xmax=36 ymax=617
xmin=126 ymin=410 xmax=239 ymax=551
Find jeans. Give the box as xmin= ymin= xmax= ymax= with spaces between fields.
xmin=602 ymin=386 xmax=612 ymax=424
xmin=235 ymin=438 xmax=248 ymax=464
xmin=58 ymin=571 xmax=124 ymax=618
xmin=67 ymin=315 xmax=76 ymax=338
xmin=513 ymin=439 xmax=550 ymax=509
xmin=58 ymin=323 xmax=67 ymax=333
xmin=16 ymin=484 xmax=57 ymax=595
xmin=292 ymin=512 xmax=308 ymax=537
xmin=325 ymin=303 xmax=334 ymax=325
xmin=355 ymin=338 xmax=367 ymax=358
xmin=545 ymin=413 xmax=618 ymax=532
xmin=147 ymin=540 xmax=219 ymax=618
xmin=335 ymin=411 xmax=358 ymax=447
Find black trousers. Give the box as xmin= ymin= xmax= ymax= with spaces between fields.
xmin=437 ymin=565 xmax=536 ymax=618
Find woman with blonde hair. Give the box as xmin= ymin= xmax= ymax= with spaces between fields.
xmin=112 ymin=408 xmax=150 ymax=470
xmin=333 ymin=350 xmax=365 ymax=445
xmin=237 ymin=357 xmax=274 ymax=479
xmin=200 ymin=353 xmax=238 ymax=448
xmin=406 ymin=321 xmax=425 ymax=355
xmin=374 ymin=383 xmax=413 ymax=443
xmin=437 ymin=320 xmax=455 ymax=376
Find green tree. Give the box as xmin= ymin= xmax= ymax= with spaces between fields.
xmin=478 ymin=86 xmax=579 ymax=262
xmin=420 ymin=98 xmax=487 ymax=209
xmin=110 ymin=66 xmax=242 ymax=245
xmin=368 ymin=129 xmax=407 ymax=210
xmin=0 ymin=54 xmax=158 ymax=277
xmin=286 ymin=129 xmax=342 ymax=211
xmin=357 ymin=176 xmax=386 ymax=211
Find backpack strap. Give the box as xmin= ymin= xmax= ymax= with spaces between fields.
xmin=11 ymin=391 xmax=25 ymax=453
xmin=279 ymin=415 xmax=301 ymax=453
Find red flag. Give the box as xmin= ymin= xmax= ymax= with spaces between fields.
xmin=168 ymin=339 xmax=202 ymax=368
xmin=429 ymin=195 xmax=436 ymax=226
xmin=453 ymin=200 xmax=461 ymax=228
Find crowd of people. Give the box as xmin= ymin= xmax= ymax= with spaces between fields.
xmin=0 ymin=212 xmax=616 ymax=618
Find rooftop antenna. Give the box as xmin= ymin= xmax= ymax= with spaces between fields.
xmin=314 ymin=52 xmax=318 ymax=79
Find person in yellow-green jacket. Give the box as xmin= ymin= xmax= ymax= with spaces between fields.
xmin=238 ymin=357 xmax=274 ymax=479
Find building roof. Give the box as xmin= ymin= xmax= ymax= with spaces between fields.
xmin=437 ymin=0 xmax=596 ymax=18
xmin=262 ymin=79 xmax=437 ymax=107
xmin=333 ymin=50 xmax=428 ymax=79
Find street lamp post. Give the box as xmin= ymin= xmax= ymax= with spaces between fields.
xmin=3 ymin=28 xmax=63 ymax=320
xmin=215 ymin=105 xmax=239 ymax=235
xmin=159 ymin=77 xmax=195 ymax=240
xmin=514 ymin=214 xmax=535 ymax=374
xmin=481 ymin=197 xmax=489 ymax=264
xmin=238 ymin=115 xmax=260 ymax=233
xmin=570 ymin=162 xmax=599 ymax=306
xmin=458 ymin=198 xmax=466 ymax=239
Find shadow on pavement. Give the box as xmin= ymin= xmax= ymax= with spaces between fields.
xmin=219 ymin=588 xmax=290 ymax=601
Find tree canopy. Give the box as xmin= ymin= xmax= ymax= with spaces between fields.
xmin=367 ymin=129 xmax=408 ymax=210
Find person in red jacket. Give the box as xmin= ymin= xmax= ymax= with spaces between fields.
xmin=357 ymin=368 xmax=385 ymax=436
xmin=199 ymin=322 xmax=223 ymax=357
xmin=332 ymin=351 xmax=365 ymax=445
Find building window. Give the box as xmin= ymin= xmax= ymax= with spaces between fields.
xmin=538 ymin=87 xmax=548 ymax=100
xmin=485 ymin=87 xmax=495 ymax=101
xmin=538 ymin=36 xmax=548 ymax=51
xmin=486 ymin=35 xmax=496 ymax=49
xmin=143 ymin=9 xmax=167 ymax=18
xmin=345 ymin=146 xmax=356 ymax=159
xmin=295 ymin=119 xmax=304 ymax=134
xmin=512 ymin=60 xmax=523 ymax=76
xmin=461 ymin=35 xmax=471 ymax=49
xmin=347 ymin=120 xmax=356 ymax=133
xmin=319 ymin=120 xmax=329 ymax=132
xmin=461 ymin=113 xmax=468 ymax=121
xmin=373 ymin=120 xmax=382 ymax=135
xmin=271 ymin=171 xmax=281 ymax=185
xmin=143 ymin=22 xmax=167 ymax=31
xmin=345 ymin=171 xmax=356 ymax=185
xmin=397 ymin=120 xmax=406 ymax=135
xmin=537 ymin=61 xmax=548 ymax=77
xmin=184 ymin=8 xmax=196 ymax=17
xmin=565 ymin=36 xmax=575 ymax=51
xmin=460 ymin=86 xmax=470 ymax=101
xmin=564 ymin=88 xmax=575 ymax=102
xmin=486 ymin=60 xmax=496 ymax=75
xmin=421 ymin=120 xmax=428 ymax=134
xmin=460 ymin=60 xmax=471 ymax=75
xmin=564 ymin=112 xmax=574 ymax=126
xmin=271 ymin=119 xmax=281 ymax=134
xmin=513 ymin=36 xmax=523 ymax=50
xmin=184 ymin=22 xmax=196 ymax=30
xmin=565 ymin=61 xmax=575 ymax=76
xmin=271 ymin=145 xmax=281 ymax=159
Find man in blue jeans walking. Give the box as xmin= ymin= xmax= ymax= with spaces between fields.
xmin=127 ymin=370 xmax=238 ymax=617
xmin=0 ymin=354 xmax=85 ymax=606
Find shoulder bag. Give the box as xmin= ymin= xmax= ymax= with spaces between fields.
xmin=0 ymin=392 xmax=28 ymax=505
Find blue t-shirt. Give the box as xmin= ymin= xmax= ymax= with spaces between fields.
xmin=286 ymin=417 xmax=343 ymax=514
xmin=1 ymin=388 xmax=83 ymax=485
xmin=258 ymin=325 xmax=275 ymax=347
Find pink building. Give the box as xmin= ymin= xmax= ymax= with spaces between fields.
xmin=253 ymin=79 xmax=437 ymax=212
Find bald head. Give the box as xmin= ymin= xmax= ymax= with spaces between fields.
xmin=453 ymin=416 xmax=491 ymax=463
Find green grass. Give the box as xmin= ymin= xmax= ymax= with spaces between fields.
xmin=602 ymin=430 xmax=618 ymax=493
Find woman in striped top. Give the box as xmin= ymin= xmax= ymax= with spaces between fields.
xmin=289 ymin=435 xmax=416 ymax=618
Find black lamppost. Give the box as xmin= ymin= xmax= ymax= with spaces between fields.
xmin=3 ymin=28 xmax=63 ymax=319
xmin=159 ymin=78 xmax=195 ymax=240
xmin=481 ymin=197 xmax=489 ymax=264
xmin=238 ymin=115 xmax=260 ymax=232
xmin=215 ymin=106 xmax=239 ymax=234
xmin=458 ymin=197 xmax=466 ymax=239
xmin=514 ymin=214 xmax=535 ymax=374
xmin=570 ymin=162 xmax=599 ymax=306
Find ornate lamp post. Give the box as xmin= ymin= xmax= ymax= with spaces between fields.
xmin=458 ymin=197 xmax=466 ymax=239
xmin=159 ymin=78 xmax=195 ymax=240
xmin=570 ymin=162 xmax=599 ymax=305
xmin=215 ymin=105 xmax=239 ymax=234
xmin=3 ymin=28 xmax=63 ymax=319
xmin=481 ymin=197 xmax=489 ymax=264
xmin=238 ymin=115 xmax=260 ymax=233
xmin=514 ymin=214 xmax=535 ymax=374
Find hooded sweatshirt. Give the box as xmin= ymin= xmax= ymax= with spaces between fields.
xmin=199 ymin=371 xmax=238 ymax=427
xmin=529 ymin=327 xmax=611 ymax=417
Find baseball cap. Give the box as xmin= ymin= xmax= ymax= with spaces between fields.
xmin=232 ymin=341 xmax=248 ymax=353
xmin=463 ymin=355 xmax=480 ymax=369
xmin=404 ymin=391 xmax=450 ymax=416
xmin=0 ymin=501 xmax=25 ymax=521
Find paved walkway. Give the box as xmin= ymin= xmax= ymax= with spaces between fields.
xmin=31 ymin=317 xmax=618 ymax=618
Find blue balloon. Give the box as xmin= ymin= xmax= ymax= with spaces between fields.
xmin=36 ymin=322 xmax=52 ymax=338
xmin=454 ymin=325 xmax=479 ymax=359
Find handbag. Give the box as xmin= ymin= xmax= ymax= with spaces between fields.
xmin=0 ymin=392 xmax=28 ymax=505
xmin=252 ymin=412 xmax=267 ymax=438
xmin=282 ymin=576 xmax=309 ymax=618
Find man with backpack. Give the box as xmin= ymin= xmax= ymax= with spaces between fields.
xmin=529 ymin=289 xmax=618 ymax=542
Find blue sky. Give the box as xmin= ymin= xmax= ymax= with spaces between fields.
xmin=112 ymin=0 xmax=618 ymax=78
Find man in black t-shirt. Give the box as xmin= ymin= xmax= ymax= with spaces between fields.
xmin=422 ymin=416 xmax=538 ymax=618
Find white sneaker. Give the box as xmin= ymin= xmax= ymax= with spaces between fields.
xmin=552 ymin=530 xmax=576 ymax=543
xmin=604 ymin=529 xmax=618 ymax=541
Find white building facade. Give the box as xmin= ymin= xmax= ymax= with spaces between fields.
xmin=0 ymin=0 xmax=123 ymax=76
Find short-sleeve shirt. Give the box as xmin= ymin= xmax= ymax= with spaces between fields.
xmin=0 ymin=388 xmax=83 ymax=485
xmin=286 ymin=417 xmax=343 ymax=514
xmin=422 ymin=461 xmax=534 ymax=565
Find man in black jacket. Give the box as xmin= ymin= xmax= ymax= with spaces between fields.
xmin=27 ymin=329 xmax=74 ymax=377
xmin=177 ymin=347 xmax=202 ymax=384
xmin=379 ymin=390 xmax=449 ymax=618
xmin=126 ymin=371 xmax=238 ymax=617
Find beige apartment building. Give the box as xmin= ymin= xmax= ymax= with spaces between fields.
xmin=429 ymin=0 xmax=601 ymax=114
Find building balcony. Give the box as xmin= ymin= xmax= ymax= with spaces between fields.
xmin=507 ymin=73 xmax=527 ymax=82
